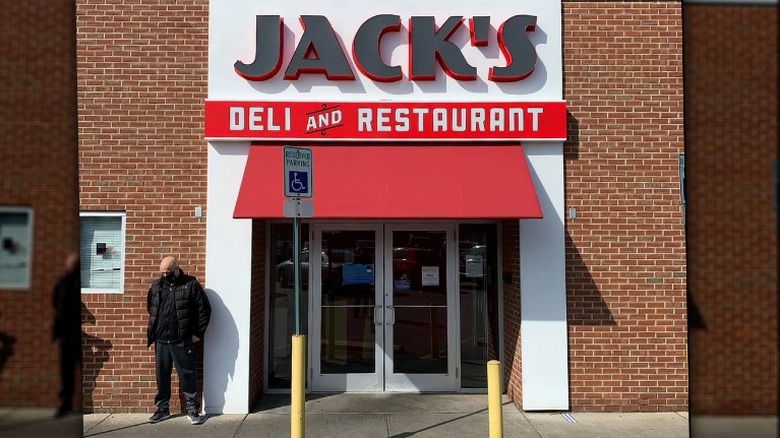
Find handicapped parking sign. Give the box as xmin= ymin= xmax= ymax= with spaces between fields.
xmin=283 ymin=146 xmax=312 ymax=198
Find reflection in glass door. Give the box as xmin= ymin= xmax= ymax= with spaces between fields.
xmin=384 ymin=225 xmax=457 ymax=391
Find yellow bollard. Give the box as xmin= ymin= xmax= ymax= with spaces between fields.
xmin=291 ymin=334 xmax=306 ymax=438
xmin=487 ymin=360 xmax=503 ymax=438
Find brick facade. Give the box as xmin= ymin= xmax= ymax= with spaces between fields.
xmin=249 ymin=220 xmax=267 ymax=408
xmin=76 ymin=0 xmax=209 ymax=413
xmin=70 ymin=0 xmax=691 ymax=413
xmin=684 ymin=4 xmax=778 ymax=415
xmin=0 ymin=1 xmax=80 ymax=408
xmin=562 ymin=1 xmax=688 ymax=411
xmin=501 ymin=220 xmax=522 ymax=406
xmin=4 ymin=0 xmax=775 ymax=418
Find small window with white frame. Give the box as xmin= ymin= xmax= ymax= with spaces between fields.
xmin=80 ymin=212 xmax=126 ymax=293
xmin=0 ymin=207 xmax=33 ymax=289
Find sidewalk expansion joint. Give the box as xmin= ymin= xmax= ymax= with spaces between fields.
xmin=561 ymin=412 xmax=577 ymax=423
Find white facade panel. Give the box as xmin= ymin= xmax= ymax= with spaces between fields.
xmin=520 ymin=143 xmax=569 ymax=410
xmin=204 ymin=141 xmax=253 ymax=414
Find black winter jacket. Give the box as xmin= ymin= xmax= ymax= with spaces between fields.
xmin=53 ymin=266 xmax=81 ymax=341
xmin=146 ymin=271 xmax=211 ymax=347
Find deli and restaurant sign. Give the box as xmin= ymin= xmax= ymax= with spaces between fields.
xmin=207 ymin=0 xmax=565 ymax=142
xmin=205 ymin=101 xmax=566 ymax=141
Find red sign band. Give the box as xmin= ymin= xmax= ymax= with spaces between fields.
xmin=205 ymin=101 xmax=567 ymax=141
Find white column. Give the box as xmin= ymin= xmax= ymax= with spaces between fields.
xmin=203 ymin=141 xmax=253 ymax=414
xmin=519 ymin=142 xmax=569 ymax=410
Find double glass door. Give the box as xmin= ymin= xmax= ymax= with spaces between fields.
xmin=310 ymin=224 xmax=457 ymax=392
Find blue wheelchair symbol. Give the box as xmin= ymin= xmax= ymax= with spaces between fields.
xmin=288 ymin=171 xmax=308 ymax=194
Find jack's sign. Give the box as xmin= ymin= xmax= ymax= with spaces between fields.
xmin=206 ymin=1 xmax=566 ymax=142
xmin=234 ymin=15 xmax=538 ymax=83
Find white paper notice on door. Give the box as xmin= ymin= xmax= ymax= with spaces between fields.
xmin=421 ymin=266 xmax=439 ymax=286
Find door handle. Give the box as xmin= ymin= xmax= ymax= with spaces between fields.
xmin=386 ymin=306 xmax=395 ymax=326
xmin=373 ymin=306 xmax=383 ymax=325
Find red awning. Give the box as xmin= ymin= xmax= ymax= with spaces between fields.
xmin=233 ymin=144 xmax=542 ymax=219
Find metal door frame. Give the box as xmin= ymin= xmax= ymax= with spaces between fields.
xmin=309 ymin=221 xmax=459 ymax=392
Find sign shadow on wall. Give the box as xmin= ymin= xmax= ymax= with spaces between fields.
xmin=564 ymin=233 xmax=616 ymax=326
xmin=564 ymin=111 xmax=580 ymax=159
xmin=562 ymin=111 xmax=613 ymax=325
xmin=82 ymin=303 xmax=112 ymax=411
xmin=81 ymin=314 xmax=113 ymax=413
xmin=204 ymin=289 xmax=239 ymax=413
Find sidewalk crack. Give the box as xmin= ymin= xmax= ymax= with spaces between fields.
xmin=520 ymin=412 xmax=545 ymax=438
xmin=232 ymin=413 xmax=250 ymax=438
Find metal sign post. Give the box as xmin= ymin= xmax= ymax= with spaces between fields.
xmin=283 ymin=146 xmax=313 ymax=334
xmin=292 ymin=212 xmax=301 ymax=334
xmin=284 ymin=196 xmax=314 ymax=331
xmin=283 ymin=146 xmax=313 ymax=438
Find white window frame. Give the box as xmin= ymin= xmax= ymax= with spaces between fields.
xmin=80 ymin=211 xmax=126 ymax=294
xmin=0 ymin=206 xmax=34 ymax=289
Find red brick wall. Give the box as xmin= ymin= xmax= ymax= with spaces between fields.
xmin=249 ymin=220 xmax=266 ymax=408
xmin=501 ymin=221 xmax=522 ymax=407
xmin=684 ymin=4 xmax=778 ymax=415
xmin=71 ymin=0 xmax=693 ymax=413
xmin=563 ymin=1 xmax=688 ymax=412
xmin=77 ymin=0 xmax=209 ymax=412
xmin=0 ymin=1 xmax=80 ymax=408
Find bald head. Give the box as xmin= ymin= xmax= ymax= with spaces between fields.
xmin=159 ymin=256 xmax=180 ymax=281
xmin=64 ymin=252 xmax=79 ymax=272
xmin=160 ymin=256 xmax=178 ymax=271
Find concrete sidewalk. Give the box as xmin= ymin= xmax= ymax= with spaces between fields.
xmin=1 ymin=393 xmax=776 ymax=437
xmin=88 ymin=393 xmax=691 ymax=438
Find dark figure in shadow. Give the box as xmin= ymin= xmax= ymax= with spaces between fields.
xmin=687 ymin=292 xmax=707 ymax=330
xmin=52 ymin=253 xmax=82 ymax=418
xmin=0 ymin=328 xmax=16 ymax=377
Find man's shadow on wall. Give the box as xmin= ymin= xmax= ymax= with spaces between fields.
xmin=204 ymin=289 xmax=239 ymax=414
xmin=81 ymin=303 xmax=113 ymax=411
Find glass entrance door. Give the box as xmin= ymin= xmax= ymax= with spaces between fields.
xmin=384 ymin=225 xmax=458 ymax=391
xmin=310 ymin=223 xmax=457 ymax=392
xmin=311 ymin=225 xmax=383 ymax=391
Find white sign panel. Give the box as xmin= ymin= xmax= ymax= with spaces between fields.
xmin=282 ymin=199 xmax=314 ymax=217
xmin=208 ymin=0 xmax=563 ymax=102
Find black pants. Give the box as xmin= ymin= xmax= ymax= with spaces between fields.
xmin=154 ymin=340 xmax=199 ymax=413
xmin=59 ymin=334 xmax=82 ymax=410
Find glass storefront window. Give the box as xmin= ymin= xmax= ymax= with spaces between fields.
xmin=459 ymin=224 xmax=499 ymax=388
xmin=268 ymin=222 xmax=500 ymax=390
xmin=268 ymin=223 xmax=309 ymax=389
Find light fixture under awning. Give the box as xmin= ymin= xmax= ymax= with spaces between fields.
xmin=233 ymin=144 xmax=542 ymax=219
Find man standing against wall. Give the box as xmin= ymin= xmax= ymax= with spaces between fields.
xmin=52 ymin=253 xmax=82 ymax=418
xmin=146 ymin=256 xmax=211 ymax=425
